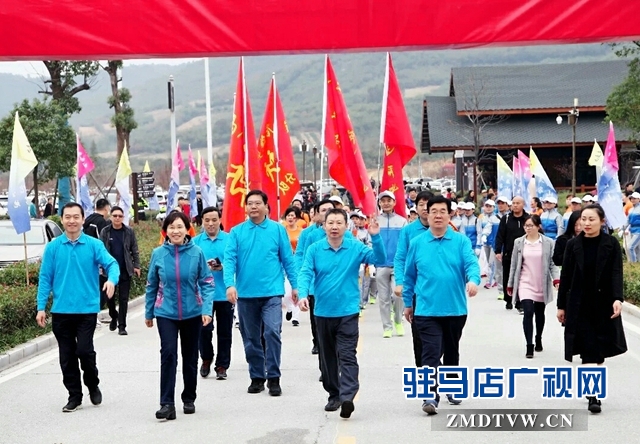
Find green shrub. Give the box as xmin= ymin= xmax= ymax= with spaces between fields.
xmin=623 ymin=263 xmax=640 ymax=306
xmin=0 ymin=262 xmax=40 ymax=287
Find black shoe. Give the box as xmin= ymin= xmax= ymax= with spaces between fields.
xmin=200 ymin=360 xmax=212 ymax=378
xmin=215 ymin=367 xmax=227 ymax=380
xmin=62 ymin=400 xmax=82 ymax=413
xmin=156 ymin=404 xmax=176 ymax=420
xmin=506 ymin=303 xmax=513 ymax=310
xmin=588 ymin=396 xmax=602 ymax=413
xmin=292 ymin=320 xmax=299 ymax=327
xmin=247 ymin=378 xmax=265 ymax=394
xmin=118 ymin=328 xmax=128 ymax=336
xmin=526 ymin=345 xmax=534 ymax=359
xmin=311 ymin=346 xmax=319 ymax=355
xmin=285 ymin=311 xmax=293 ymax=321
xmin=183 ymin=402 xmax=195 ymax=414
xmin=267 ymin=378 xmax=282 ymax=396
xmin=446 ymin=394 xmax=462 ymax=405
xmin=325 ymin=399 xmax=342 ymax=411
xmin=109 ymin=319 xmax=117 ymax=331
xmin=517 ymin=308 xmax=524 ymax=315
xmin=340 ymin=400 xmax=355 ymax=419
xmin=89 ymin=387 xmax=102 ymax=405
xmin=319 ymin=374 xmax=323 ymax=382
xmin=535 ymin=337 xmax=543 ymax=352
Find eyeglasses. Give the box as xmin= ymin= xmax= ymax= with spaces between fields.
xmin=111 ymin=214 xmax=124 ymax=218
xmin=246 ymin=201 xmax=263 ymax=207
xmin=523 ymin=224 xmax=536 ymax=228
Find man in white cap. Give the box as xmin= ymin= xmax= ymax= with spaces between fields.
xmin=375 ymin=190 xmax=407 ymax=338
xmin=459 ymin=202 xmax=481 ymax=257
xmin=493 ymin=197 xmax=511 ymax=299
xmin=478 ymin=200 xmax=501 ymax=289
xmin=328 ymin=195 xmax=344 ymax=209
xmin=540 ymin=196 xmax=564 ymax=240
xmin=582 ymin=194 xmax=594 ymax=204
xmin=625 ymin=192 xmax=640 ymax=262
xmin=563 ymin=196 xmax=583 ymax=230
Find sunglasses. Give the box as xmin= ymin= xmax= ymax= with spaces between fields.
xmin=111 ymin=214 xmax=124 ymax=218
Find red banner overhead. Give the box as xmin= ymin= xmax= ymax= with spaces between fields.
xmin=1 ymin=1 xmax=640 ymax=60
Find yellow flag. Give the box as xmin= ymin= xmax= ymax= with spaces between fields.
xmin=588 ymin=140 xmax=604 ymax=168
xmin=116 ymin=143 xmax=132 ymax=182
xmin=143 ymin=160 xmax=151 ymax=173
xmin=11 ymin=112 xmax=38 ymax=178
xmin=197 ymin=151 xmax=202 ymax=177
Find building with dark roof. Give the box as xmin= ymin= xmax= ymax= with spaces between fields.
xmin=420 ymin=60 xmax=636 ymax=190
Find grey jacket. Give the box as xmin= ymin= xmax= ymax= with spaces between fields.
xmin=100 ymin=224 xmax=141 ymax=277
xmin=507 ymin=235 xmax=559 ymax=305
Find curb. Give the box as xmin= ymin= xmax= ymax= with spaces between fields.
xmin=622 ymin=301 xmax=640 ymax=320
xmin=0 ymin=296 xmax=145 ymax=374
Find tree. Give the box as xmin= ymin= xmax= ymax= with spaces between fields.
xmin=39 ymin=61 xmax=101 ymax=115
xmin=607 ymin=58 xmax=640 ymax=143
xmin=0 ymin=99 xmax=76 ymax=202
xmin=102 ymin=61 xmax=138 ymax=161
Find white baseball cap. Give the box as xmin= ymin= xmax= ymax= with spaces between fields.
xmin=582 ymin=195 xmax=594 ymax=202
xmin=592 ymin=195 xmax=599 ymax=202
xmin=349 ymin=211 xmax=366 ymax=219
xmin=464 ymin=202 xmax=475 ymax=209
xmin=542 ymin=196 xmax=558 ymax=204
xmin=496 ymin=196 xmax=511 ymax=205
xmin=451 ymin=202 xmax=458 ymax=211
xmin=377 ymin=190 xmax=396 ymax=201
xmin=631 ymin=192 xmax=640 ymax=199
xmin=484 ymin=199 xmax=496 ymax=207
xmin=329 ymin=195 xmax=343 ymax=205
xmin=570 ymin=197 xmax=582 ymax=204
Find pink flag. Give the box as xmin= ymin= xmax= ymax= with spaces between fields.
xmin=77 ymin=134 xmax=95 ymax=178
xmin=188 ymin=146 xmax=198 ymax=178
xmin=199 ymin=155 xmax=209 ymax=185
xmin=175 ymin=141 xmax=185 ymax=172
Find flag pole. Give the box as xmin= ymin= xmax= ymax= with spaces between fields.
xmin=204 ymin=58 xmax=214 ymax=167
xmin=241 ymin=58 xmax=250 ymax=196
xmin=320 ymin=55 xmax=328 ymax=191
xmin=23 ymin=233 xmax=29 ymax=286
xmin=378 ymin=52 xmax=390 ymax=194
xmin=273 ymin=74 xmax=281 ymax=219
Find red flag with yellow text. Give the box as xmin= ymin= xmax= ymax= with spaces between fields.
xmin=257 ymin=76 xmax=300 ymax=220
xmin=323 ymin=56 xmax=376 ymax=215
xmin=222 ymin=58 xmax=261 ymax=230
xmin=380 ymin=53 xmax=416 ymax=217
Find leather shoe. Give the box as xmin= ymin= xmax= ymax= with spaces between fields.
xmin=156 ymin=405 xmax=176 ymax=420
xmin=89 ymin=387 xmax=102 ymax=405
xmin=215 ymin=367 xmax=227 ymax=380
xmin=267 ymin=378 xmax=282 ymax=396
xmin=324 ymin=399 xmax=342 ymax=411
xmin=311 ymin=346 xmax=319 ymax=355
xmin=183 ymin=402 xmax=195 ymax=414
xmin=248 ymin=378 xmax=265 ymax=394
xmin=340 ymin=400 xmax=355 ymax=419
xmin=200 ymin=360 xmax=212 ymax=378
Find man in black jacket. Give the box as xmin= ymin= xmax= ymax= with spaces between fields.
xmin=83 ymin=198 xmax=111 ymax=239
xmin=99 ymin=206 xmax=140 ymax=335
xmin=494 ymin=196 xmax=529 ymax=312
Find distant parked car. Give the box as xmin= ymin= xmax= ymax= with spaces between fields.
xmin=0 ymin=220 xmax=63 ymax=269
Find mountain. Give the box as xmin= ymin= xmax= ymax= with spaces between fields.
xmin=0 ymin=43 xmax=619 ymax=180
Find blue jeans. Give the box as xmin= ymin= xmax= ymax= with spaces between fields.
xmin=629 ymin=233 xmax=640 ymax=262
xmin=237 ymin=296 xmax=283 ymax=379
xmin=156 ymin=316 xmax=201 ymax=405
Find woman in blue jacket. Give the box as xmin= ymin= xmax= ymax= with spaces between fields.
xmin=145 ymin=211 xmax=215 ymax=420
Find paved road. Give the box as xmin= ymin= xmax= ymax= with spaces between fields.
xmin=2 ymin=287 xmax=640 ymax=443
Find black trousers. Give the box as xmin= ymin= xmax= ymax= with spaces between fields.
xmin=316 ymin=314 xmax=359 ymax=403
xmin=521 ymin=299 xmax=545 ymax=346
xmin=106 ymin=275 xmax=131 ymax=328
xmin=51 ymin=313 xmax=100 ymax=403
xmin=308 ymin=295 xmax=318 ymax=348
xmin=414 ymin=315 xmax=467 ymax=401
xmin=157 ymin=316 xmax=202 ymax=405
xmin=99 ymin=275 xmax=108 ymax=310
xmin=410 ymin=294 xmax=422 ymax=366
xmin=199 ymin=301 xmax=234 ymax=369
xmin=502 ymin=256 xmax=521 ymax=309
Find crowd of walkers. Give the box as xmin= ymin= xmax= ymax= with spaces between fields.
xmin=34 ymin=185 xmax=628 ymax=420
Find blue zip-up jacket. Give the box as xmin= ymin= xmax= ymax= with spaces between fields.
xmin=223 ymin=217 xmax=297 ymax=297
xmin=37 ymin=233 xmax=120 ymax=313
xmin=540 ymin=209 xmax=565 ymax=240
xmin=299 ymin=234 xmax=386 ymax=317
xmin=145 ymin=239 xmax=215 ymax=320
xmin=562 ymin=210 xmax=571 ymax=231
xmin=460 ymin=214 xmax=479 ymax=247
xmin=375 ymin=211 xmax=407 ymax=267
xmin=393 ymin=219 xmax=429 ymax=287
xmin=402 ymin=227 xmax=481 ymax=317
xmin=627 ymin=203 xmax=640 ymax=234
xmin=479 ymin=212 xmax=501 ymax=248
xmin=193 ymin=231 xmax=229 ymax=302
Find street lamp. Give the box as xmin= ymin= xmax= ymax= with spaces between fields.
xmin=556 ymin=98 xmax=579 ymax=194
xmin=312 ymin=145 xmax=319 ymax=187
xmin=299 ymin=140 xmax=308 ymax=181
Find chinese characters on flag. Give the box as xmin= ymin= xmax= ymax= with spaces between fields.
xmin=222 ymin=58 xmax=262 ymax=230
xmin=380 ymin=53 xmax=416 ymax=217
xmin=323 ymin=56 xmax=376 ymax=215
xmin=257 ymin=76 xmax=300 ymax=220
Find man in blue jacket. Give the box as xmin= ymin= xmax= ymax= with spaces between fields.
xmin=403 ymin=196 xmax=480 ymax=415
xmin=223 ymin=190 xmax=298 ymax=397
xmin=299 ymin=208 xmax=386 ymax=419
xmin=193 ymin=206 xmax=233 ymax=380
xmin=36 ymin=203 xmax=120 ymax=413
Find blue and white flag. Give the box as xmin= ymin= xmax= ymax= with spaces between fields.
xmin=8 ymin=112 xmax=38 ymax=234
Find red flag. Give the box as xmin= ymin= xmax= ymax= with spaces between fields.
xmin=323 ymin=56 xmax=376 ymax=215
xmin=257 ymin=75 xmax=300 ymax=220
xmin=222 ymin=58 xmax=261 ymax=230
xmin=380 ymin=53 xmax=416 ymax=217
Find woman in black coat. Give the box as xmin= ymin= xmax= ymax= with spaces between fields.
xmin=557 ymin=205 xmax=627 ymax=414
xmin=552 ymin=211 xmax=582 ymax=266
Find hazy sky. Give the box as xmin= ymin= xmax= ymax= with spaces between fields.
xmin=0 ymin=58 xmax=200 ymax=76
